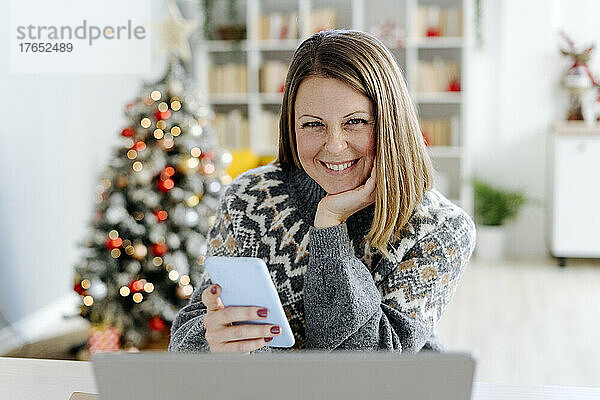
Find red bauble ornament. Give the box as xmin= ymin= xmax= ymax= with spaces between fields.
xmin=132 ymin=141 xmax=147 ymax=151
xmin=154 ymin=109 xmax=172 ymax=121
xmin=448 ymin=79 xmax=461 ymax=92
xmin=426 ymin=27 xmax=441 ymax=37
xmin=199 ymin=151 xmax=215 ymax=161
xmin=74 ymin=283 xmax=85 ymax=295
xmin=157 ymin=178 xmax=175 ymax=193
xmin=129 ymin=279 xmax=145 ymax=293
xmin=106 ymin=237 xmax=123 ymax=249
xmin=154 ymin=210 xmax=168 ymax=222
xmin=121 ymin=127 xmax=135 ymax=137
xmin=152 ymin=243 xmax=168 ymax=256
xmin=149 ymin=316 xmax=166 ymax=331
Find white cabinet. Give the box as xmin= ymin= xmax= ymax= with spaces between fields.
xmin=549 ymin=122 xmax=600 ymax=266
xmin=194 ymin=0 xmax=471 ymax=212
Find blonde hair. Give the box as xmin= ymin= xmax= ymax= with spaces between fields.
xmin=276 ymin=30 xmax=434 ymax=257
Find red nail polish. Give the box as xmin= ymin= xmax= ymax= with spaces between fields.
xmin=264 ymin=337 xmax=273 ymax=343
xmin=270 ymin=326 xmax=280 ymax=334
xmin=210 ymin=286 xmax=217 ymax=294
xmin=257 ymin=308 xmax=268 ymax=318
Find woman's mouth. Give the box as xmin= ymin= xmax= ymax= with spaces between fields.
xmin=320 ymin=158 xmax=360 ymax=174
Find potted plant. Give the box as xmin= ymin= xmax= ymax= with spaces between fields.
xmin=473 ymin=179 xmax=527 ymax=262
xmin=202 ymin=0 xmax=246 ymax=41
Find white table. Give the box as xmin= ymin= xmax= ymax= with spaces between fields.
xmin=0 ymin=357 xmax=97 ymax=400
xmin=1 ymin=357 xmax=599 ymax=400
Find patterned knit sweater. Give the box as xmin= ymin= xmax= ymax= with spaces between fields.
xmin=169 ymin=163 xmax=476 ymax=352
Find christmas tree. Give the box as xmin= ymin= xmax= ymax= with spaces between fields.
xmin=73 ymin=2 xmax=232 ymax=352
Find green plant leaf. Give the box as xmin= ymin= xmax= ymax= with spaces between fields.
xmin=473 ymin=179 xmax=527 ymax=226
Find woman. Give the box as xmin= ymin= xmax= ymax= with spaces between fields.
xmin=169 ymin=30 xmax=476 ymax=353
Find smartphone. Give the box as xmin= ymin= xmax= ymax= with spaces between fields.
xmin=203 ymin=256 xmax=295 ymax=348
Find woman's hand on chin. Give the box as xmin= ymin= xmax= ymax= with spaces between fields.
xmin=314 ymin=166 xmax=376 ymax=228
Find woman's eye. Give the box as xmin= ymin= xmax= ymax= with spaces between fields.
xmin=301 ymin=121 xmax=323 ymax=128
xmin=346 ymin=118 xmax=368 ymax=125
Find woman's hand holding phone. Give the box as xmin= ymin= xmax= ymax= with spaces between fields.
xmin=201 ymin=284 xmax=281 ymax=353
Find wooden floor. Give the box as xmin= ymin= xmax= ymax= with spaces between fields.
xmin=437 ymin=256 xmax=600 ymax=388
xmin=3 ymin=257 xmax=599 ymax=388
xmin=3 ymin=328 xmax=88 ymax=360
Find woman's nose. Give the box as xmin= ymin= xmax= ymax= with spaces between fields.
xmin=324 ymin=127 xmax=348 ymax=154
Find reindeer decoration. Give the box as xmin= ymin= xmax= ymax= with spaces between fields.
xmin=559 ymin=31 xmax=599 ymax=121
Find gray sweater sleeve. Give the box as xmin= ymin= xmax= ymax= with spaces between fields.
xmin=303 ymin=212 xmax=476 ymax=352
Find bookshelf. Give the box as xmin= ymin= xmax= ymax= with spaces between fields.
xmin=194 ymin=0 xmax=472 ymax=212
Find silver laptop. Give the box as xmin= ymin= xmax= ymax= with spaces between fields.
xmin=93 ymin=351 xmax=475 ymax=400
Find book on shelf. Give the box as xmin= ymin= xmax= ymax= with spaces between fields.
xmin=260 ymin=60 xmax=289 ymax=93
xmin=416 ymin=57 xmax=460 ymax=93
xmin=257 ymin=11 xmax=299 ymax=40
xmin=420 ymin=115 xmax=459 ymax=147
xmin=257 ymin=7 xmax=337 ymax=39
xmin=209 ymin=63 xmax=248 ymax=94
xmin=310 ymin=7 xmax=338 ymax=34
xmin=214 ymin=110 xmax=249 ymax=149
xmin=413 ymin=5 xmax=462 ymax=38
xmin=369 ymin=22 xmax=406 ymax=48
xmin=259 ymin=110 xmax=280 ymax=154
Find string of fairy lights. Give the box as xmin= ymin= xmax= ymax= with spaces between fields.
xmin=73 ymin=58 xmax=233 ymax=349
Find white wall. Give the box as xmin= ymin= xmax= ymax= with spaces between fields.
xmin=468 ymin=0 xmax=600 ymax=258
xmin=0 ymin=0 xmax=168 ymax=326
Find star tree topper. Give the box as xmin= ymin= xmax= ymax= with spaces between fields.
xmin=155 ymin=0 xmax=199 ymax=62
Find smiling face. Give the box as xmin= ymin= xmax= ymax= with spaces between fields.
xmin=294 ymin=76 xmax=376 ymax=194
